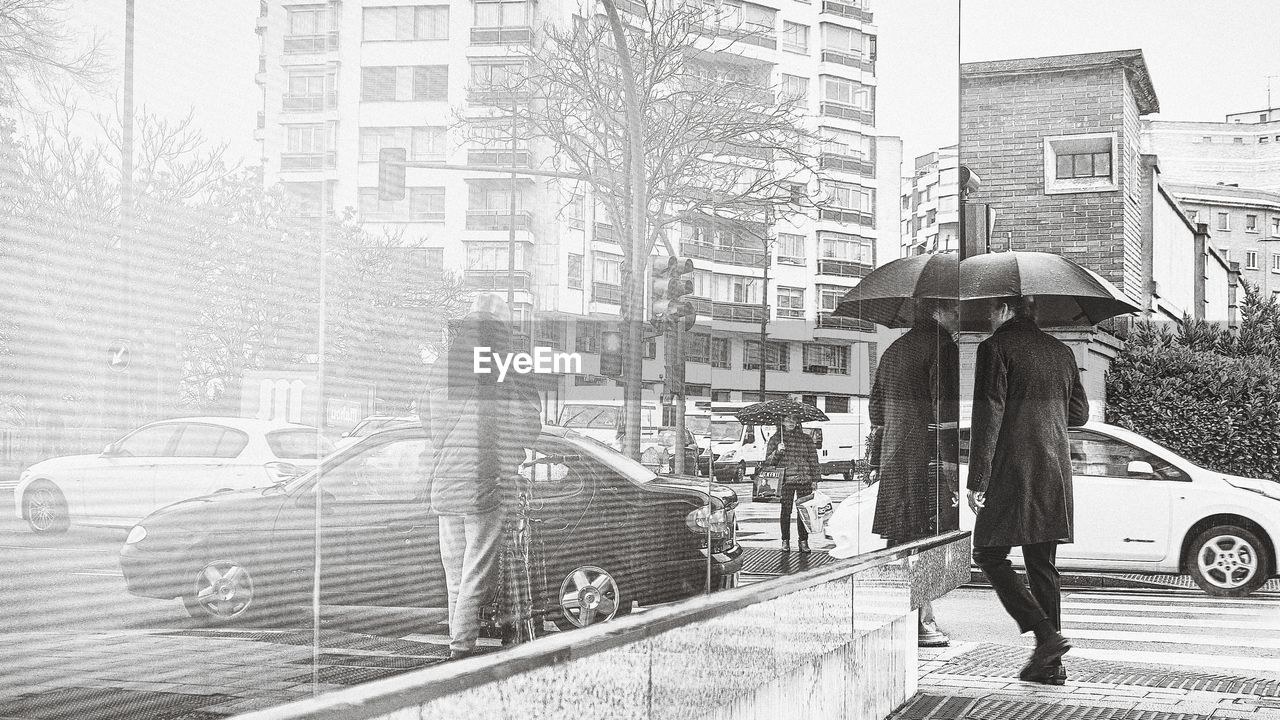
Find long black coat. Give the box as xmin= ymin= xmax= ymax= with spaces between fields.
xmin=763 ymin=428 xmax=820 ymax=491
xmin=967 ymin=317 xmax=1090 ymax=547
xmin=869 ymin=318 xmax=960 ymax=543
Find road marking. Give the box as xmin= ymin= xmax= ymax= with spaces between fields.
xmin=1067 ymin=628 xmax=1280 ymax=649
xmin=1062 ymin=601 xmax=1278 ymax=616
xmin=1068 ymin=592 xmax=1280 ymax=607
xmin=1071 ymin=647 xmax=1280 ymax=673
xmin=1062 ymin=613 xmax=1280 ymax=631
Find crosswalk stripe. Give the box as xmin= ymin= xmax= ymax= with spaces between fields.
xmin=1066 ymin=628 xmax=1280 ymax=649
xmin=1062 ymin=613 xmax=1280 ymax=631
xmin=1068 ymin=592 xmax=1280 ymax=607
xmin=1071 ymin=647 xmax=1280 ymax=674
xmin=1062 ymin=601 xmax=1278 ymax=616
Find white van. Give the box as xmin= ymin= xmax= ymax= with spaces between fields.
xmin=711 ymin=404 xmax=872 ymax=483
xmin=555 ymin=400 xmax=661 ymax=450
xmin=804 ymin=412 xmax=872 ymax=480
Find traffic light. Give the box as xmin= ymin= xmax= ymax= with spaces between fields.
xmin=600 ymin=330 xmax=622 ymax=378
xmin=378 ymin=147 xmax=406 ymax=201
xmin=649 ymin=256 xmax=697 ymax=331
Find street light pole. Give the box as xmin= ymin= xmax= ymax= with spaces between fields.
xmin=507 ymin=95 xmax=518 ymax=314
xmin=757 ymin=206 xmax=772 ymax=399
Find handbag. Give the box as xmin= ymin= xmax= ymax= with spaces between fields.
xmin=798 ymin=490 xmax=835 ymax=535
xmin=753 ymin=467 xmax=785 ymax=500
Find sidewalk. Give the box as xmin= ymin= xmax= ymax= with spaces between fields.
xmin=895 ymin=642 xmax=1280 ymax=719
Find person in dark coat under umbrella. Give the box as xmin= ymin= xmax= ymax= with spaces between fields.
xmin=967 ymin=296 xmax=1090 ymax=685
xmin=762 ymin=412 xmax=821 ymax=552
xmin=869 ymin=297 xmax=960 ymax=647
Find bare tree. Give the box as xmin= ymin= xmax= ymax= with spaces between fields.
xmin=466 ymin=0 xmax=825 ymax=453
xmin=0 ymin=0 xmax=107 ymax=108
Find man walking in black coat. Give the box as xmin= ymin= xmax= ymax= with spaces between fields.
xmin=967 ymin=296 xmax=1090 ymax=685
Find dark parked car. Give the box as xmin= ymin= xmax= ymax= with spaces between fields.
xmin=120 ymin=425 xmax=742 ymax=631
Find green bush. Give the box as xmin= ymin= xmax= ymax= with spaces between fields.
xmin=1105 ymin=282 xmax=1280 ymax=479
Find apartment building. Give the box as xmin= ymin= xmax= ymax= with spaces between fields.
xmin=255 ymin=0 xmax=892 ymax=415
xmin=900 ymin=145 xmax=958 ymax=258
xmin=1143 ymin=108 xmax=1280 ymax=192
xmin=1166 ymin=182 xmax=1280 ymax=299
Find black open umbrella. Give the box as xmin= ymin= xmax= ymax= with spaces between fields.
xmin=734 ymin=398 xmax=828 ymax=426
xmin=832 ymin=253 xmax=958 ymax=328
xmin=959 ymin=251 xmax=1141 ymax=328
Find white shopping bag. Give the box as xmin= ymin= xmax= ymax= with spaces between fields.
xmin=797 ymin=490 xmax=835 ymax=535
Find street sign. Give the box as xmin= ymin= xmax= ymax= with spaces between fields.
xmin=107 ymin=341 xmax=130 ymax=372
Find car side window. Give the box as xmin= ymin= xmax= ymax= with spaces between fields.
xmin=519 ymin=442 xmax=590 ymax=500
xmin=1069 ymin=431 xmax=1185 ymax=481
xmin=116 ymin=425 xmax=181 ymax=457
xmin=173 ymin=425 xmax=248 ymax=459
xmin=323 ymin=438 xmax=429 ymax=503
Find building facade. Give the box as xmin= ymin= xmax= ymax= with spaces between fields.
xmin=900 ymin=145 xmax=958 ymax=257
xmin=1143 ymin=110 xmax=1280 ymax=193
xmin=1165 ymin=182 xmax=1280 ymax=300
xmin=254 ymin=0 xmax=895 ymax=417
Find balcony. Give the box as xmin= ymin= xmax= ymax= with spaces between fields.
xmin=820 ymin=152 xmax=874 ymax=176
xmin=819 ymin=207 xmax=875 ymax=227
xmin=464 ymin=270 xmax=533 ymax=291
xmin=817 ymin=312 xmax=874 ymax=332
xmin=470 ymin=26 xmax=534 ymax=45
xmin=466 ymin=209 xmax=534 ymax=231
xmin=681 ymin=241 xmax=766 ymax=268
xmin=691 ymin=298 xmax=766 ymax=324
xmin=467 ymin=89 xmax=532 ymax=107
xmin=817 ymin=258 xmax=873 ymax=278
xmin=282 ymin=93 xmax=338 ymax=113
xmin=467 ymin=149 xmax=531 ymax=167
xmin=283 ymin=32 xmax=339 ymax=54
xmin=819 ymin=102 xmax=874 ymax=124
xmin=591 ymin=282 xmax=623 ymax=305
xmin=821 ymin=49 xmax=875 ymax=73
xmin=699 ymin=22 xmax=777 ymax=50
xmin=280 ymin=152 xmax=337 ymax=171
xmin=820 ymin=0 xmax=873 ymax=23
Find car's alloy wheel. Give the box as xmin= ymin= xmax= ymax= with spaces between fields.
xmin=1188 ymin=525 xmax=1269 ymax=597
xmin=555 ymin=565 xmax=623 ymax=630
xmin=184 ymin=560 xmax=257 ymax=623
xmin=26 ymin=483 xmax=69 ymax=534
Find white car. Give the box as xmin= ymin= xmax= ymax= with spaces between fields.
xmin=14 ymin=417 xmax=332 ymax=533
xmin=828 ymin=422 xmax=1280 ymax=597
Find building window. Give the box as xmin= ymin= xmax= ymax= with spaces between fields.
xmin=711 ymin=338 xmax=731 ymax=369
xmin=363 ymin=6 xmax=448 ymax=41
xmin=1201 ymin=136 xmax=1213 ymax=143
xmin=469 ymin=62 xmax=525 ymax=102
xmin=822 ymin=23 xmax=867 ymax=58
xmin=575 ymin=320 xmax=600 ymax=353
xmin=409 ymin=187 xmax=446 ymax=222
xmin=802 ymin=343 xmax=849 ymax=375
xmin=1272 ymin=217 xmax=1280 ymax=237
xmin=567 ymin=254 xmax=583 ymax=289
xmin=686 ymin=332 xmax=711 ymax=364
xmin=359 ymin=126 xmax=446 ymax=161
xmin=1272 ymin=253 xmax=1280 ymax=273
xmin=474 ymin=0 xmax=530 ymax=27
xmin=1217 ymin=212 xmax=1230 ymax=231
xmin=777 ymin=287 xmax=805 ymax=318
xmin=358 ymin=188 xmax=403 ymax=219
xmin=743 ymin=340 xmax=789 ymax=372
xmin=1262 ymin=136 xmax=1271 ymax=144
xmin=287 ymin=5 xmax=327 ymax=35
xmin=781 ymin=21 xmax=808 ymax=53
xmin=780 ymin=74 xmax=808 ymax=105
xmin=361 ymin=66 xmax=397 ymax=102
xmin=1247 ymin=251 xmax=1259 ymax=270
xmin=593 ymin=255 xmax=622 ymax=285
xmin=284 ymin=124 xmax=332 ymax=154
xmin=412 ymin=127 xmax=446 ymax=160
xmin=776 ymin=232 xmax=806 ymax=263
xmin=413 ymin=66 xmax=449 ymax=101
xmin=1042 ymin=132 xmax=1119 ymax=195
xmin=821 ymin=76 xmax=872 ymax=110
xmin=1246 ymin=214 xmax=1259 ymax=232
xmin=821 ymin=127 xmax=873 ymax=160
xmin=643 ymin=338 xmax=657 ymax=360
xmin=1234 ymin=137 xmax=1244 ymax=145
xmin=818 ymin=231 xmax=873 ymax=264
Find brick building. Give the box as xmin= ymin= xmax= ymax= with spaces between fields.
xmin=957 ymin=50 xmax=1235 ymax=416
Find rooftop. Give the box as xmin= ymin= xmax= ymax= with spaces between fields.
xmin=961 ymin=49 xmax=1159 ymax=115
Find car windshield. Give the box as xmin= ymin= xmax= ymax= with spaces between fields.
xmin=558 ymin=406 xmax=620 ymax=429
xmin=711 ymin=419 xmax=742 ymax=441
xmin=266 ymin=430 xmax=334 ymax=459
xmin=685 ymin=416 xmax=710 ymax=436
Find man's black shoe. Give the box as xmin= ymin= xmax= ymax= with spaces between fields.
xmin=1030 ymin=633 xmax=1071 ymax=667
xmin=1048 ymin=663 xmax=1067 ymax=685
xmin=798 ymin=540 xmax=811 ymax=553
xmin=781 ymin=540 xmax=791 ymax=552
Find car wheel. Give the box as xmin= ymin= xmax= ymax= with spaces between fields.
xmin=1187 ymin=525 xmax=1270 ymax=597
xmin=183 ymin=559 xmax=267 ymax=625
xmin=551 ymin=565 xmax=626 ymax=631
xmin=734 ymin=463 xmax=745 ymax=483
xmin=25 ymin=482 xmax=69 ymax=534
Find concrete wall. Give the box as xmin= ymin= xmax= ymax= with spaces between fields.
xmin=1150 ymin=185 xmax=1198 ymax=320
xmin=232 ymin=532 xmax=971 ymax=720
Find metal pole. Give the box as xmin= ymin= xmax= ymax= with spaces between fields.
xmin=121 ymin=0 xmax=136 ymax=425
xmin=673 ymin=323 xmax=686 ymax=475
xmin=312 ymin=181 xmax=327 ymax=691
xmin=507 ymin=95 xmax=517 ymax=312
xmin=758 ymin=215 xmax=769 ymax=398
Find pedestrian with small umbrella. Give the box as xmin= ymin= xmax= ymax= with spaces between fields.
xmin=737 ymin=399 xmax=825 ymax=553
xmin=962 ymin=251 xmax=1136 ymax=685
xmin=835 ymin=252 xmax=960 ymax=647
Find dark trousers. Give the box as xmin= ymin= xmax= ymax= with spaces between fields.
xmin=779 ymin=485 xmax=809 ymax=542
xmin=972 ymin=542 xmax=1060 ymax=634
